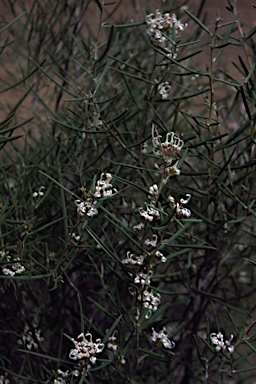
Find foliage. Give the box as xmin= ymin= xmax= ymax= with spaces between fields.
xmin=0 ymin=0 xmax=256 ymax=383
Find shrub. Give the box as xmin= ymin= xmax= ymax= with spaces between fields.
xmin=0 ymin=1 xmax=256 ymax=383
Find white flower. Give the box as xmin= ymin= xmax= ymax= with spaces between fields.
xmin=155 ymin=250 xmax=167 ymax=263
xmin=54 ymin=370 xmax=69 ymax=384
xmin=0 ymin=374 xmax=10 ymax=384
xmin=148 ymin=184 xmax=159 ymax=204
xmin=180 ymin=194 xmax=191 ymax=204
xmin=17 ymin=325 xmax=44 ymax=350
xmin=152 ymin=125 xmax=183 ymax=166
xmin=146 ymin=11 xmax=187 ymax=35
xmin=168 ymin=194 xmax=191 ymax=218
xmin=157 ymin=82 xmax=172 ymax=100
xmin=122 ymin=251 xmax=145 ymax=267
xmin=2 ymin=254 xmax=25 ymax=276
xmin=139 ymin=206 xmax=160 ymax=221
xmin=133 ymin=222 xmax=145 ymax=231
xmin=210 ymin=332 xmax=234 ymax=354
xmin=144 ymin=234 xmax=158 ymax=248
xmin=152 ymin=126 xmax=183 ymax=184
xmin=178 ymin=207 xmax=191 ymax=218
xmin=75 ymin=173 xmax=117 ymax=218
xmin=161 ymin=131 xmax=184 ymax=158
xmin=151 ymin=327 xmax=175 ymax=350
xmin=134 ymin=270 xmax=153 ymax=286
xmin=94 ymin=173 xmax=117 ymax=198
xmin=33 ymin=185 xmax=45 ymax=198
xmin=138 ymin=290 xmax=161 ymax=318
xmin=70 ymin=232 xmax=81 ymax=242
xmin=164 ymin=160 xmax=181 ymax=180
xmin=75 ymin=199 xmax=98 ymax=218
xmin=146 ymin=10 xmax=187 ymax=58
xmin=106 ymin=330 xmax=118 ymax=352
xmin=69 ymin=332 xmax=104 ymax=363
xmin=141 ymin=142 xmax=148 ymax=154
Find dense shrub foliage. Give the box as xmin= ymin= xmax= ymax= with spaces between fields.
xmin=0 ymin=0 xmax=256 ymax=383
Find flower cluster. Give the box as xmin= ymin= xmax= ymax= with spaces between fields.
xmin=139 ymin=127 xmax=186 ymax=221
xmin=0 ymin=374 xmax=10 ymax=384
xmin=152 ymin=125 xmax=183 ymax=184
xmin=75 ymin=173 xmax=117 ymax=218
xmin=151 ymin=327 xmax=175 ymax=350
xmin=144 ymin=234 xmax=167 ymax=262
xmin=57 ymin=330 xmax=117 ymax=381
xmin=75 ymin=198 xmax=98 ymax=218
xmin=152 ymin=126 xmax=183 ymax=165
xmin=134 ymin=269 xmax=153 ymax=286
xmin=17 ymin=325 xmax=44 ymax=350
xmin=140 ymin=184 xmax=160 ymax=223
xmin=138 ymin=290 xmax=161 ymax=319
xmin=124 ymin=230 xmax=167 ymax=319
xmin=94 ymin=173 xmax=117 ymax=198
xmin=146 ymin=10 xmax=187 ymax=58
xmin=69 ymin=332 xmax=104 ymax=364
xmin=157 ymin=81 xmax=172 ymax=100
xmin=1 ymin=252 xmax=25 ymax=276
xmin=139 ymin=205 xmax=160 ymax=222
xmin=148 ymin=184 xmax=159 ymax=205
xmin=123 ymin=236 xmax=167 ymax=272
xmin=105 ymin=330 xmax=126 ymax=365
xmin=130 ymin=268 xmax=159 ymax=319
xmin=54 ymin=370 xmax=69 ymax=384
xmin=125 ymin=124 xmax=190 ymax=323
xmin=210 ymin=332 xmax=234 ymax=354
xmin=168 ymin=194 xmax=191 ymax=218
xmin=122 ymin=251 xmax=145 ymax=268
